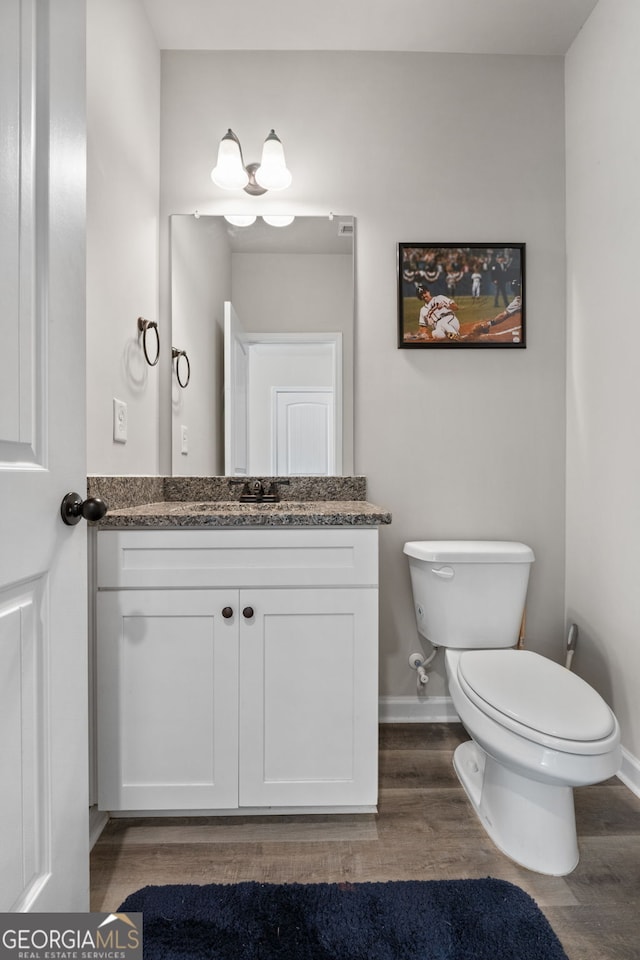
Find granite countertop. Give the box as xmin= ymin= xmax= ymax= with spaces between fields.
xmin=96 ymin=499 xmax=391 ymax=529
xmin=87 ymin=476 xmax=391 ymax=529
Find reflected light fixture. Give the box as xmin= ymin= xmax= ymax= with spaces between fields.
xmin=224 ymin=214 xmax=295 ymax=228
xmin=211 ymin=129 xmax=292 ymax=195
xmin=223 ymin=214 xmax=257 ymax=227
xmin=262 ymin=214 xmax=295 ymax=227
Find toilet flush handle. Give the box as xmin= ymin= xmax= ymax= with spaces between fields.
xmin=431 ymin=565 xmax=454 ymax=580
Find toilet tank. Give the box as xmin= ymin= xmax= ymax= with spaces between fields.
xmin=403 ymin=540 xmax=534 ymax=649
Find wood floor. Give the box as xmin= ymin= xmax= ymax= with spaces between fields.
xmin=90 ymin=723 xmax=640 ymax=960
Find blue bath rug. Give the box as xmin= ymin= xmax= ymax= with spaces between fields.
xmin=118 ymin=877 xmax=569 ymax=960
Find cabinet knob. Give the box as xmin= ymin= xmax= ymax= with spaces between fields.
xmin=242 ymin=606 xmax=254 ymax=620
xmin=221 ymin=606 xmax=234 ymax=619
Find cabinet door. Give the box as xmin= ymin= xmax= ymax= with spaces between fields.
xmin=96 ymin=590 xmax=238 ymax=811
xmin=239 ymin=588 xmax=378 ymax=807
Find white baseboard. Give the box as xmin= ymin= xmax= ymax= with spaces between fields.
xmin=617 ymin=746 xmax=640 ymax=799
xmin=89 ymin=805 xmax=109 ymax=849
xmin=378 ymin=695 xmax=460 ymax=723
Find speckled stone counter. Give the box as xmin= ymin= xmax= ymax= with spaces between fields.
xmin=87 ymin=476 xmax=391 ymax=528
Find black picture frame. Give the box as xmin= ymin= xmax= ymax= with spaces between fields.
xmin=398 ymin=243 xmax=526 ymax=348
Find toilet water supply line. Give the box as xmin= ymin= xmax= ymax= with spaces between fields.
xmin=408 ymin=644 xmax=438 ymax=689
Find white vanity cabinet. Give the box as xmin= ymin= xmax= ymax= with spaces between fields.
xmin=95 ymin=527 xmax=380 ymax=814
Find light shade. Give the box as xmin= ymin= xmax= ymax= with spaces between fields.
xmin=211 ymin=129 xmax=249 ymax=190
xmin=224 ymin=214 xmax=257 ymax=227
xmin=263 ymin=215 xmax=295 ymax=227
xmin=255 ymin=130 xmax=292 ymax=191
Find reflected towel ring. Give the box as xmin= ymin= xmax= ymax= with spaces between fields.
xmin=137 ymin=317 xmax=160 ymax=366
xmin=172 ymin=347 xmax=191 ymax=387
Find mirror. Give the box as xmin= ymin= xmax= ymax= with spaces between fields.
xmin=170 ymin=214 xmax=355 ymax=477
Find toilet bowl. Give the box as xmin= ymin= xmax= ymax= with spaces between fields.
xmin=446 ymin=647 xmax=620 ymax=875
xmin=403 ymin=539 xmax=621 ymax=876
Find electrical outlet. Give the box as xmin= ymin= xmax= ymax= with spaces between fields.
xmin=113 ymin=398 xmax=128 ymax=443
xmin=181 ymin=425 xmax=188 ymax=454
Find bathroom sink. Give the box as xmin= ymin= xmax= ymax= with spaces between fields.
xmin=188 ymin=501 xmax=315 ymax=512
xmin=192 ymin=501 xmax=243 ymax=511
xmin=164 ymin=500 xmax=317 ymax=514
xmin=167 ymin=501 xmax=244 ymax=513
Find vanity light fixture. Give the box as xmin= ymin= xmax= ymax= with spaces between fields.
xmin=211 ymin=129 xmax=292 ymax=195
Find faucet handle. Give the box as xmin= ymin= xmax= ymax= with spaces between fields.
xmin=265 ymin=478 xmax=290 ymax=501
xmin=228 ymin=478 xmax=251 ymax=499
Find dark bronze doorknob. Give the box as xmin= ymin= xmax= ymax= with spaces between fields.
xmin=60 ymin=492 xmax=108 ymax=526
xmin=222 ymin=607 xmax=234 ymax=619
xmin=242 ymin=606 xmax=254 ymax=620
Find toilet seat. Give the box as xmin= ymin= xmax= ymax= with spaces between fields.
xmin=457 ymin=649 xmax=616 ymax=755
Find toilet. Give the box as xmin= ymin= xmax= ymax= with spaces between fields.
xmin=403 ymin=540 xmax=621 ymax=876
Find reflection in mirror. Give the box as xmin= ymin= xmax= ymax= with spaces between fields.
xmin=170 ymin=215 xmax=354 ymax=477
xmin=224 ymin=302 xmax=343 ymax=476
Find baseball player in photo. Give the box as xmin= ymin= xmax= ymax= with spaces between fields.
xmin=491 ymin=293 xmax=522 ymax=324
xmin=418 ymin=287 xmax=461 ymax=340
xmin=460 ymin=291 xmax=523 ymax=341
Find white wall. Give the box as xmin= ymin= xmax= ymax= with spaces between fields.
xmin=160 ymin=51 xmax=567 ymax=699
xmin=565 ymin=0 xmax=640 ymax=772
xmin=170 ymin=215 xmax=230 ymax=475
xmin=86 ymin=0 xmax=161 ymax=474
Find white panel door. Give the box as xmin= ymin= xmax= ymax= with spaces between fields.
xmin=96 ymin=590 xmax=239 ymax=811
xmin=0 ymin=0 xmax=88 ymax=911
xmin=274 ymin=389 xmax=334 ymax=475
xmin=239 ymin=588 xmax=379 ymax=807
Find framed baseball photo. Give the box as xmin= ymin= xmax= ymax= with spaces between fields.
xmin=397 ymin=243 xmax=525 ymax=348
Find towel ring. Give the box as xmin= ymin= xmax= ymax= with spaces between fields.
xmin=172 ymin=347 xmax=191 ymax=388
xmin=137 ymin=317 xmax=160 ymax=366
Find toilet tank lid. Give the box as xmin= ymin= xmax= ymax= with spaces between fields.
xmin=403 ymin=540 xmax=535 ymax=563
